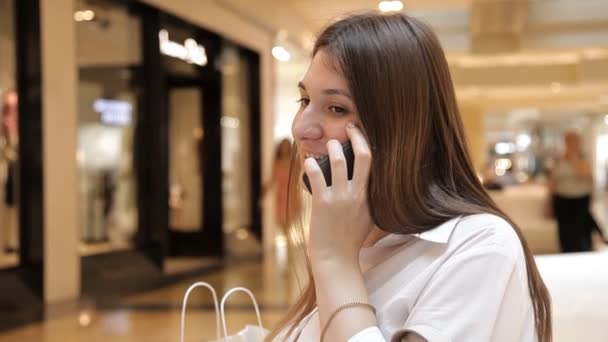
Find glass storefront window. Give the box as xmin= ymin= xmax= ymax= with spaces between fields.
xmin=168 ymin=87 xmax=204 ymax=231
xmin=0 ymin=0 xmax=19 ymax=269
xmin=221 ymin=44 xmax=252 ymax=235
xmin=163 ymin=23 xmax=206 ymax=234
xmin=76 ymin=0 xmax=141 ymax=254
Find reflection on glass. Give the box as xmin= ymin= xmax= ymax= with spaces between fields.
xmin=76 ymin=0 xmax=140 ymax=255
xmin=169 ymin=88 xmax=204 ymax=231
xmin=221 ymin=44 xmax=252 ymax=234
xmin=0 ymin=0 xmax=19 ymax=268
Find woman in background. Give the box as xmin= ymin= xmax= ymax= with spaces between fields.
xmin=548 ymin=131 xmax=606 ymax=252
xmin=262 ymin=138 xmax=295 ymax=232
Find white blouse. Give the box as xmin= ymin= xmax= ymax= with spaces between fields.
xmin=280 ymin=214 xmax=537 ymax=342
xmin=552 ymin=158 xmax=593 ymax=197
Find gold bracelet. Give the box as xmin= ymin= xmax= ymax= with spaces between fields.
xmin=320 ymin=301 xmax=376 ymax=342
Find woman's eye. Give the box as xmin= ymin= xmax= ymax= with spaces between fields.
xmin=329 ymin=105 xmax=346 ymax=114
xmin=296 ymin=98 xmax=310 ymax=107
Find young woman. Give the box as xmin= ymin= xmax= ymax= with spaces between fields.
xmin=267 ymin=139 xmax=295 ymax=230
xmin=267 ymin=12 xmax=552 ymax=342
xmin=548 ymin=131 xmax=606 ymax=252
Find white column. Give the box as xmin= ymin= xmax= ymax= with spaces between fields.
xmin=40 ymin=0 xmax=80 ymax=304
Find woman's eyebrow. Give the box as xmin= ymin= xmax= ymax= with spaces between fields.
xmin=298 ymin=81 xmax=352 ymax=99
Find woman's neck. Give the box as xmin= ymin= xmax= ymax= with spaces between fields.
xmin=362 ymin=226 xmax=389 ymax=248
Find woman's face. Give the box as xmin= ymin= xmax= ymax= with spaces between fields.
xmin=292 ymin=50 xmax=361 ymax=166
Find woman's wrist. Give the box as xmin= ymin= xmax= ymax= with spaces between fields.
xmin=311 ymin=256 xmax=366 ymax=307
xmin=310 ymin=251 xmax=361 ymax=276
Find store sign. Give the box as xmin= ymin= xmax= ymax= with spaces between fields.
xmin=94 ymin=99 xmax=132 ymax=126
xmin=159 ymin=29 xmax=208 ymax=66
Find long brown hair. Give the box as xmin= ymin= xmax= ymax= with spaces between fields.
xmin=267 ymin=12 xmax=551 ymax=342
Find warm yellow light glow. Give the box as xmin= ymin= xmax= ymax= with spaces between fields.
xmin=378 ymin=1 xmax=403 ymax=12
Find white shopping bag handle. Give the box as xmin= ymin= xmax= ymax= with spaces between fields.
xmin=220 ymin=287 xmax=265 ymax=339
xmin=181 ymin=282 xmax=221 ymax=342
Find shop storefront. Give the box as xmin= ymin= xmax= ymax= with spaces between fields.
xmin=0 ymin=0 xmax=262 ymax=331
xmin=75 ymin=0 xmax=261 ymax=294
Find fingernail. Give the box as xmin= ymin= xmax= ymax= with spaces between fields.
xmin=347 ymin=122 xmax=355 ymax=129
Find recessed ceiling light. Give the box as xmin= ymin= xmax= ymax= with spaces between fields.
xmin=272 ymin=46 xmax=291 ymax=62
xmin=73 ymin=9 xmax=95 ymax=22
xmin=378 ymin=1 xmax=403 ymax=13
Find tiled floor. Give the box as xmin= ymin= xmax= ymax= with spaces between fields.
xmin=0 ymin=254 xmax=296 ymax=342
xmin=1 ymin=243 xmax=607 ymax=341
xmin=2 ymin=183 xmax=607 ymax=341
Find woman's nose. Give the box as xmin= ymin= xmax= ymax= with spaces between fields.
xmin=292 ymin=111 xmax=323 ymax=141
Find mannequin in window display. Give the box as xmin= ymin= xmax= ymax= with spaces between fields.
xmin=1 ymin=89 xmax=18 ymax=254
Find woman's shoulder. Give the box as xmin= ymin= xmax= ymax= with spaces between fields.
xmin=449 ymin=213 xmax=524 ymax=260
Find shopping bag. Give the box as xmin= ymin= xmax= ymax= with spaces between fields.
xmin=180 ymin=282 xmax=269 ymax=342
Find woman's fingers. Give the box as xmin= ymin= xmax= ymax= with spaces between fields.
xmin=327 ymin=139 xmax=348 ymax=193
xmin=346 ymin=124 xmax=372 ymax=189
xmin=304 ymin=157 xmax=326 ymax=195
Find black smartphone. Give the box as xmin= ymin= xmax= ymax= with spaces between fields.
xmin=302 ymin=140 xmax=355 ymax=193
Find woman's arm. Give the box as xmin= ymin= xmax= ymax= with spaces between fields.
xmin=313 ymin=258 xmax=378 ymax=341
xmin=304 ymin=124 xmax=380 ymax=341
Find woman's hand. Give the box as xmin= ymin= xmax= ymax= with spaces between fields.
xmin=304 ymin=123 xmax=374 ymax=266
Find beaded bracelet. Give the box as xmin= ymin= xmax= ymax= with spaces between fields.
xmin=320 ymin=301 xmax=377 ymax=342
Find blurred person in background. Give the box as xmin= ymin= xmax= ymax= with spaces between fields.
xmin=1 ymin=89 xmax=18 ymax=253
xmin=548 ymin=131 xmax=606 ymax=252
xmin=266 ymin=12 xmax=551 ymax=342
xmin=263 ymin=138 xmax=295 ymax=231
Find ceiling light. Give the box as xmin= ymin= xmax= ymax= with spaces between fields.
xmin=272 ymin=46 xmax=291 ymax=62
xmin=378 ymin=1 xmax=403 ymax=13
xmin=516 ymin=134 xmax=531 ymax=151
xmin=78 ymin=311 xmax=92 ymax=327
xmin=495 ymin=158 xmax=513 ymax=170
xmin=495 ymin=142 xmax=515 ymax=155
xmin=74 ymin=10 xmax=95 ymax=22
xmin=82 ymin=10 xmax=95 ymax=21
